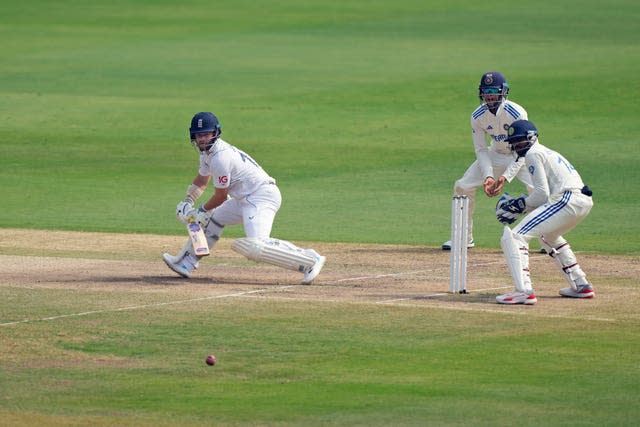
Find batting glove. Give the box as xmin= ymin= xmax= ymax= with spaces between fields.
xmin=176 ymin=200 xmax=194 ymax=224
xmin=186 ymin=205 xmax=214 ymax=227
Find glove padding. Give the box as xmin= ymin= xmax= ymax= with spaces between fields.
xmin=496 ymin=193 xmax=526 ymax=224
xmin=185 ymin=205 xmax=213 ymax=227
xmin=176 ymin=200 xmax=194 ymax=224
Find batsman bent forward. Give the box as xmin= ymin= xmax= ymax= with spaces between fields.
xmin=163 ymin=112 xmax=326 ymax=285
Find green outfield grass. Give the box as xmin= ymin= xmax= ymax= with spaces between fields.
xmin=2 ymin=287 xmax=639 ymax=427
xmin=1 ymin=0 xmax=638 ymax=253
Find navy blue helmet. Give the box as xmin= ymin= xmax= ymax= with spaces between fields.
xmin=478 ymin=71 xmax=509 ymax=112
xmin=189 ymin=112 xmax=221 ymax=151
xmin=506 ymin=119 xmax=538 ymax=157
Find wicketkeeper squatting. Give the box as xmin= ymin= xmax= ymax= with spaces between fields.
xmin=494 ymin=120 xmax=594 ymax=305
xmin=163 ymin=112 xmax=326 ymax=284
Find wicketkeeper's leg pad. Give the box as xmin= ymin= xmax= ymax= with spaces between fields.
xmin=500 ymin=227 xmax=532 ymax=293
xmin=231 ymin=237 xmax=316 ymax=273
xmin=546 ymin=241 xmax=588 ymax=289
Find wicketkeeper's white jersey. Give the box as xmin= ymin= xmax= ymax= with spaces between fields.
xmin=199 ymin=139 xmax=276 ymax=199
xmin=523 ymin=142 xmax=586 ymax=209
xmin=471 ymin=100 xmax=527 ymax=179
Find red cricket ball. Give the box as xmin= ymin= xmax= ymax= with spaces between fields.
xmin=205 ymin=355 xmax=217 ymax=366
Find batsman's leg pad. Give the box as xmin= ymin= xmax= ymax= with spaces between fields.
xmin=500 ymin=227 xmax=532 ymax=293
xmin=231 ymin=237 xmax=316 ymax=273
xmin=204 ymin=218 xmax=225 ymax=249
xmin=547 ymin=241 xmax=588 ymax=289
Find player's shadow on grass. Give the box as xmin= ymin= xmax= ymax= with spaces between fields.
xmin=410 ymin=292 xmax=498 ymax=304
xmin=346 ymin=246 xmax=442 ymax=255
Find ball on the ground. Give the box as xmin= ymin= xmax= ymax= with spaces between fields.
xmin=205 ymin=355 xmax=217 ymax=366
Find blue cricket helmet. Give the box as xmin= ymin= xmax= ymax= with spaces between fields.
xmin=189 ymin=112 xmax=221 ymax=151
xmin=506 ymin=119 xmax=538 ymax=157
xmin=478 ymin=71 xmax=510 ymax=111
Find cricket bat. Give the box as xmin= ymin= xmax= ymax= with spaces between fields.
xmin=187 ymin=218 xmax=210 ymax=256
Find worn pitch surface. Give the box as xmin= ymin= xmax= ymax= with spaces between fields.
xmin=1 ymin=229 xmax=638 ymax=325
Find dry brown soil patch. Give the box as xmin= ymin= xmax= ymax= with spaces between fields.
xmin=1 ymin=229 xmax=638 ymax=322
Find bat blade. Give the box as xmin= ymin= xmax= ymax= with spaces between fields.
xmin=187 ymin=220 xmax=210 ymax=256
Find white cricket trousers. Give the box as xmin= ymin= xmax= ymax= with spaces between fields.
xmin=513 ymin=190 xmax=593 ymax=247
xmin=208 ymin=183 xmax=282 ymax=239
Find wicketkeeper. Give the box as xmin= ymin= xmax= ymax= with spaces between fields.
xmin=163 ymin=112 xmax=326 ymax=284
xmin=494 ymin=120 xmax=594 ymax=305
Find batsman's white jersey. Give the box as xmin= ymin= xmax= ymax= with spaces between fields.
xmin=513 ymin=142 xmax=592 ymax=242
xmin=199 ymin=138 xmax=280 ymax=239
xmin=199 ymin=139 xmax=276 ymax=200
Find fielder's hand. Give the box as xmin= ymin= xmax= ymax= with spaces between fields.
xmin=176 ymin=200 xmax=194 ymax=224
xmin=483 ymin=177 xmax=495 ymax=197
xmin=488 ymin=176 xmax=507 ymax=197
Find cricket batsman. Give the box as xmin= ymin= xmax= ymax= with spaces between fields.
xmin=494 ymin=120 xmax=595 ymax=305
xmin=163 ymin=112 xmax=326 ymax=284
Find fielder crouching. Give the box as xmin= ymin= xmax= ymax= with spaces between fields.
xmin=163 ymin=112 xmax=326 ymax=285
xmin=494 ymin=120 xmax=594 ymax=305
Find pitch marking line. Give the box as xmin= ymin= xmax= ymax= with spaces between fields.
xmin=0 ymin=286 xmax=297 ymax=327
xmin=0 ymin=259 xmax=525 ymax=327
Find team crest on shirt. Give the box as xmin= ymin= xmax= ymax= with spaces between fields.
xmin=529 ymin=165 xmax=535 ymax=175
xmin=504 ymin=124 xmax=510 ymax=130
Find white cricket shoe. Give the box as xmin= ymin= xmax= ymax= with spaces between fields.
xmin=559 ymin=284 xmax=595 ymax=299
xmin=496 ymin=291 xmax=537 ymax=305
xmin=442 ymin=238 xmax=475 ymax=251
xmin=163 ymin=252 xmax=199 ymax=278
xmin=302 ymin=250 xmax=326 ymax=285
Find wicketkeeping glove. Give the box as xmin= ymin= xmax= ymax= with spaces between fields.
xmin=495 ymin=193 xmax=527 ymax=224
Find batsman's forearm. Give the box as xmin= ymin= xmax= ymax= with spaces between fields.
xmin=185 ymin=184 xmax=205 ymax=204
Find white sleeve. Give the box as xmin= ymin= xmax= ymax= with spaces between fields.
xmin=523 ymin=153 xmax=550 ymax=209
xmin=198 ymin=154 xmax=210 ymax=177
xmin=211 ymin=151 xmax=232 ymax=189
xmin=471 ymin=124 xmax=492 ymax=179
xmin=502 ymin=157 xmax=525 ymax=183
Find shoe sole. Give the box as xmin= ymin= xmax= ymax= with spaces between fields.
xmin=302 ymin=256 xmax=326 ymax=285
xmin=162 ymin=253 xmax=191 ymax=279
xmin=559 ymin=291 xmax=595 ymax=298
xmin=496 ymin=298 xmax=537 ymax=305
xmin=496 ymin=294 xmax=537 ymax=305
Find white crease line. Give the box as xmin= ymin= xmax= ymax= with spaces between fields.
xmin=0 ymin=286 xmax=296 ymax=327
xmin=325 ymin=260 xmax=503 ymax=285
xmin=0 ymin=259 xmax=516 ymax=327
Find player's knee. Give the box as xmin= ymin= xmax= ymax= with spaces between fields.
xmin=501 ymin=227 xmax=528 ymax=246
xmin=231 ymin=237 xmax=263 ymax=261
xmin=454 ymin=182 xmax=472 ymax=196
